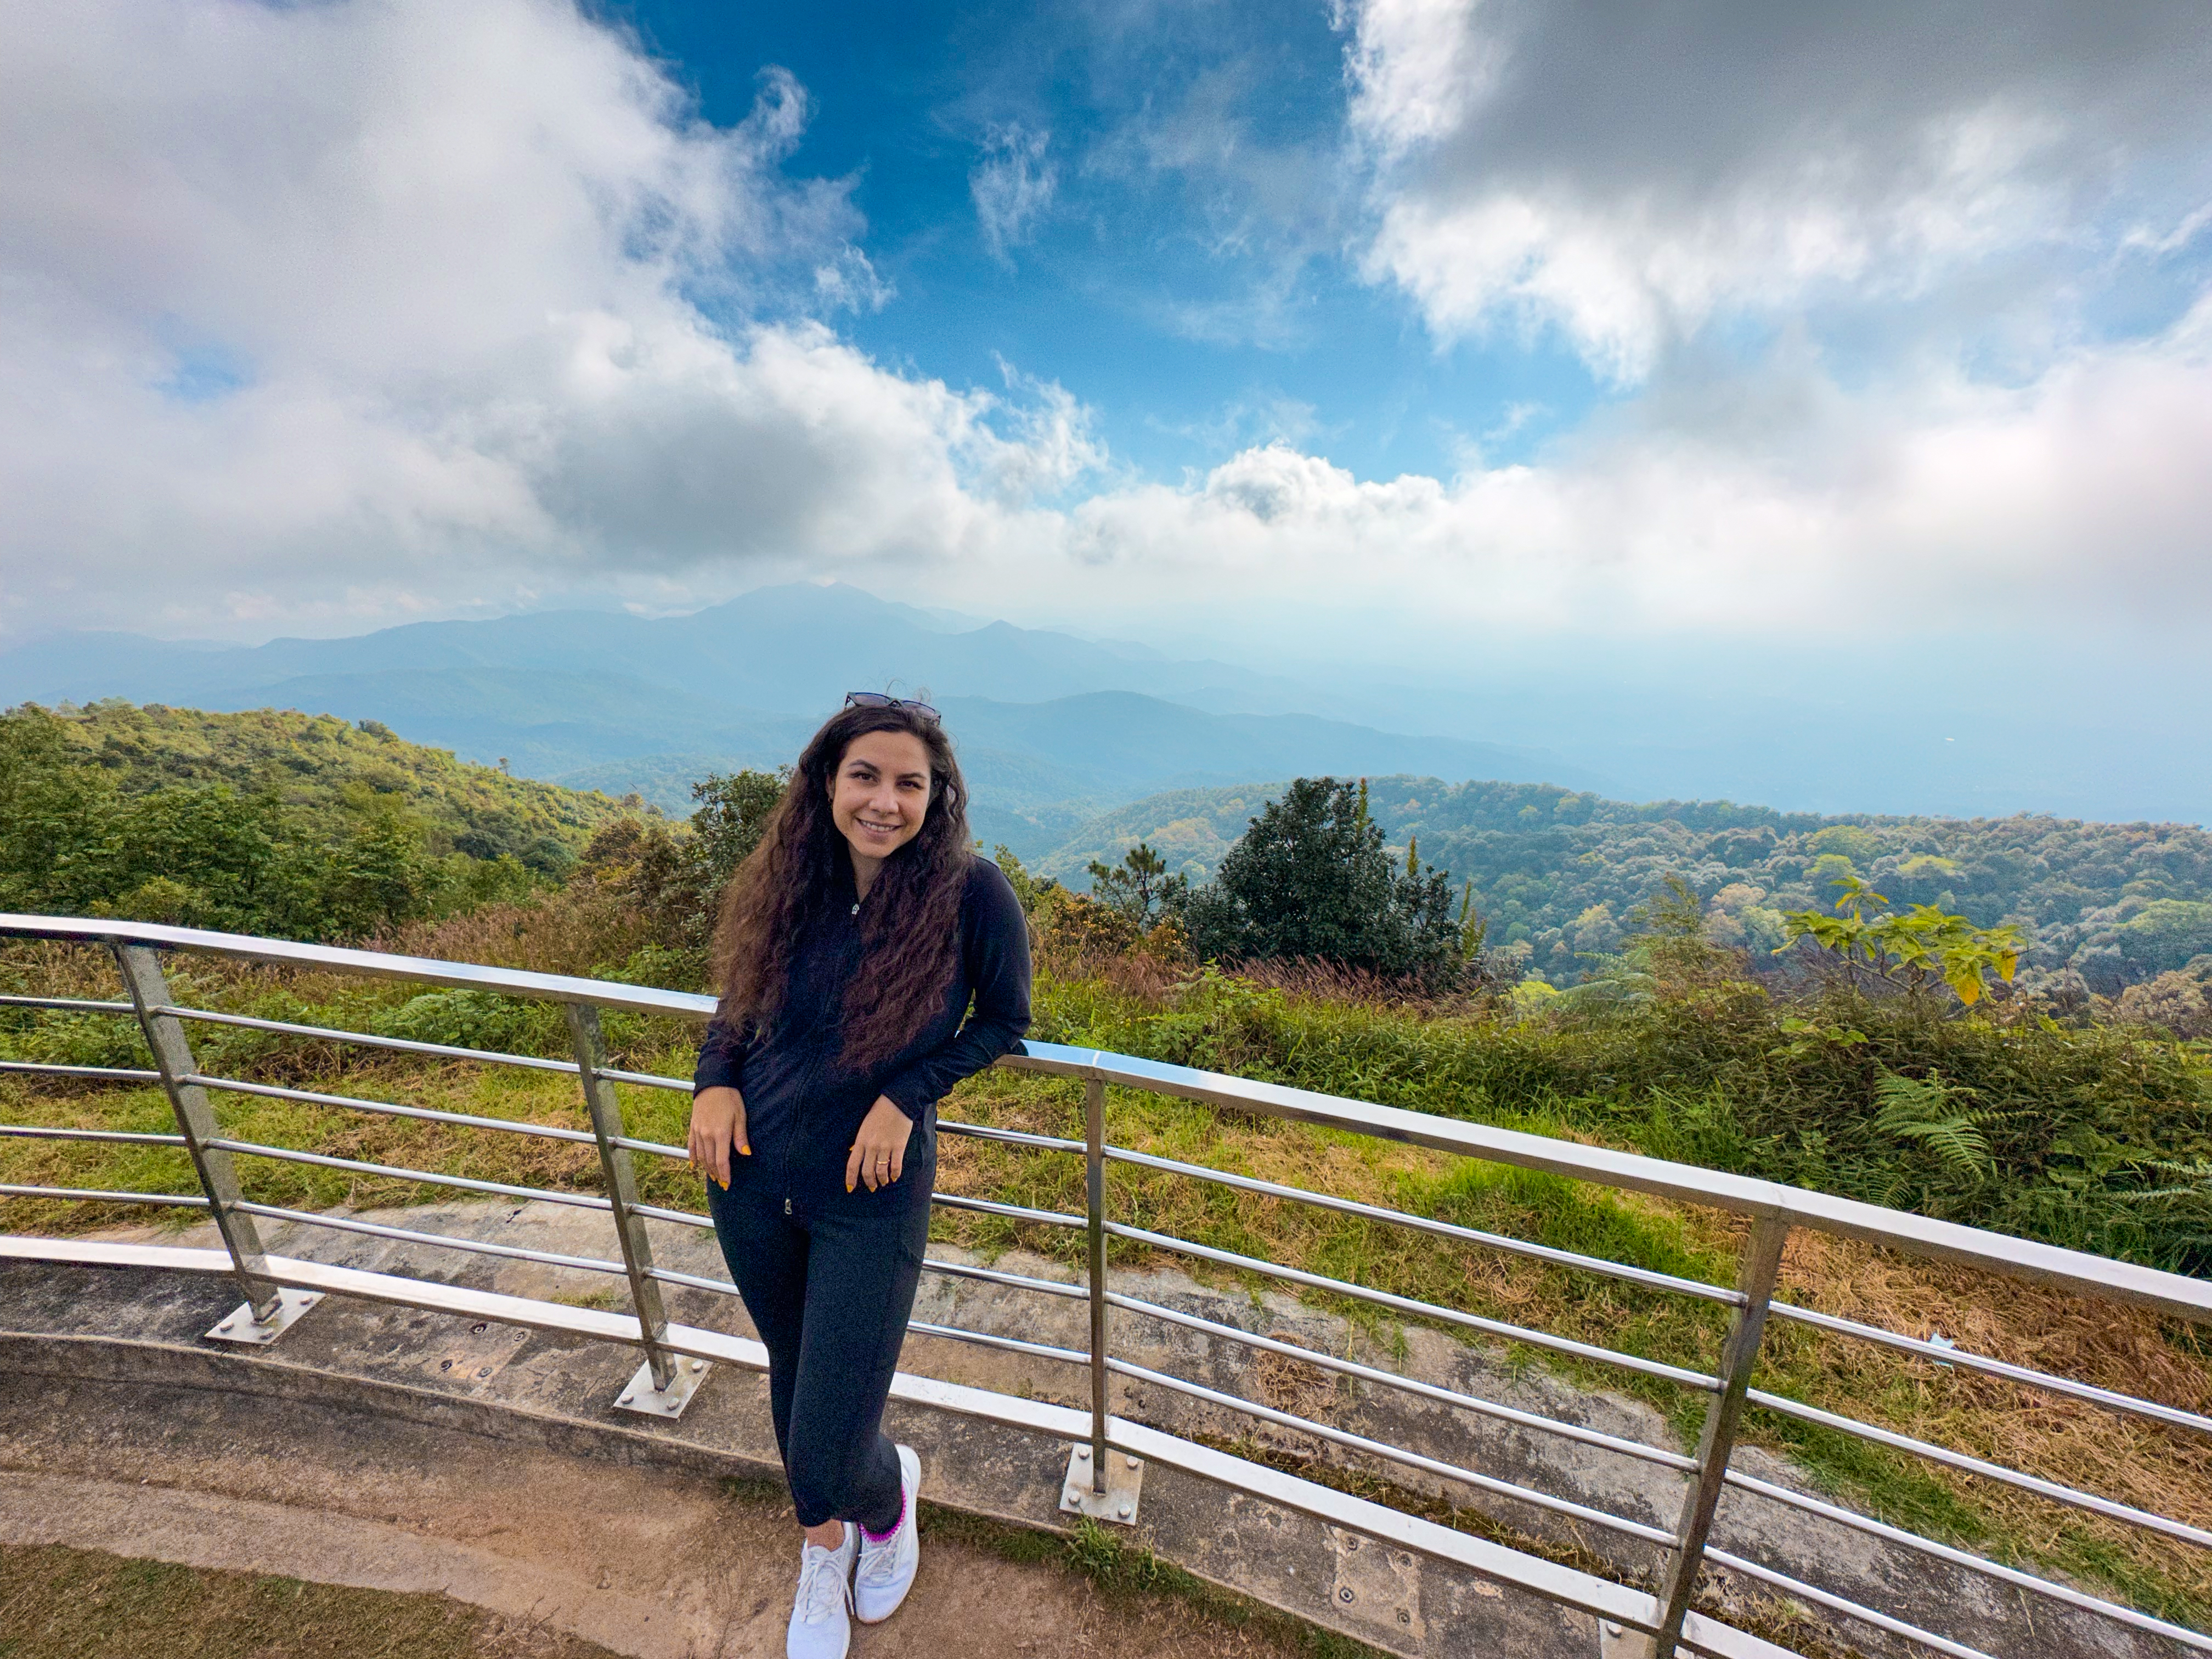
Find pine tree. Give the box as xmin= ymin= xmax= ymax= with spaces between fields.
xmin=1180 ymin=778 xmax=1463 ymax=986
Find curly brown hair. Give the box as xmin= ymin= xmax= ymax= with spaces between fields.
xmin=709 ymin=702 xmax=973 ymax=1073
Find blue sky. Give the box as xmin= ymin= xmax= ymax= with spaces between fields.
xmin=612 ymin=0 xmax=1604 ymax=487
xmin=3 ymin=0 xmax=2210 ymax=745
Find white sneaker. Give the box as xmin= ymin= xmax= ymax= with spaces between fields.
xmin=853 ymin=1444 xmax=921 ymax=1624
xmin=787 ymin=1523 xmax=854 ymax=1659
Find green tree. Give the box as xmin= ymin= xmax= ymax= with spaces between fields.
xmin=578 ymin=768 xmax=788 ymax=951
xmin=1086 ymin=842 xmax=1187 ymax=926
xmin=1180 ymin=778 xmax=1464 ymax=986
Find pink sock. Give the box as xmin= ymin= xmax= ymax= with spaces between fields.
xmin=862 ymin=1483 xmax=905 ymax=1544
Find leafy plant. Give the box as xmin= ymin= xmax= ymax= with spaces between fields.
xmin=1871 ymin=1070 xmax=1992 ymax=1183
xmin=1781 ymin=874 xmax=2021 ymax=1005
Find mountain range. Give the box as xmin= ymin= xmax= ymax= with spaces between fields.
xmin=0 ymin=583 xmax=1601 ymax=858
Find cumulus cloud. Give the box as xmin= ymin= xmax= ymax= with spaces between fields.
xmin=3 ymin=0 xmax=2207 ymax=659
xmin=1342 ymin=0 xmax=2212 ymax=379
xmin=940 ymin=292 xmax=2212 ymax=648
xmin=0 ymin=0 xmax=1093 ymax=636
xmin=969 ymin=125 xmax=1057 ymax=264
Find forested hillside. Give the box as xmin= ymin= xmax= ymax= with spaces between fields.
xmin=0 ymin=701 xmax=636 ymax=941
xmin=1047 ymin=777 xmax=2212 ymax=991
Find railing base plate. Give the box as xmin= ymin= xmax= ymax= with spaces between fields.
xmin=205 ymin=1289 xmax=322 ymax=1346
xmin=1600 ymin=1619 xmax=1657 ymax=1659
xmin=614 ymin=1354 xmax=708 ymax=1419
xmin=1060 ymin=1444 xmax=1143 ymax=1526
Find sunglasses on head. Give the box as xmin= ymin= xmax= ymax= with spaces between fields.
xmin=843 ymin=691 xmax=940 ymax=723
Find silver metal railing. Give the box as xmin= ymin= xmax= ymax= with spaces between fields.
xmin=3 ymin=914 xmax=2211 ymax=1659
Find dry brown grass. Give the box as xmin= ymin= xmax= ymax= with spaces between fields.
xmin=372 ymin=885 xmax=656 ymax=978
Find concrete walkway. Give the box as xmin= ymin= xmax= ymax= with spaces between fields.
xmin=0 ymin=1329 xmax=1324 ymax=1659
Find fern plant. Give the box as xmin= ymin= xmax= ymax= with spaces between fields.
xmin=1871 ymin=1069 xmax=1994 ymax=1184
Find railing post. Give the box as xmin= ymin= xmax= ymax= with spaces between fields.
xmin=565 ymin=1003 xmax=706 ymax=1418
xmin=1060 ymin=1069 xmax=1142 ymax=1524
xmin=1086 ymin=1073 xmax=1110 ymax=1493
xmin=1652 ymin=1211 xmax=1789 ymax=1658
xmin=114 ymin=943 xmax=321 ymax=1343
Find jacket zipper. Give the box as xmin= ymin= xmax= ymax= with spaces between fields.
xmin=782 ymin=896 xmax=864 ymax=1217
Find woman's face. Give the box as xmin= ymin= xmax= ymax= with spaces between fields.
xmin=828 ymin=729 xmax=933 ymax=869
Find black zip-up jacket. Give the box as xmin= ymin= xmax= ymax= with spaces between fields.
xmin=692 ymin=854 xmax=1031 ymax=1211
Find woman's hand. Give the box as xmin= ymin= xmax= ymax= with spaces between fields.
xmin=689 ymin=1085 xmax=750 ymax=1189
xmin=847 ymin=1096 xmax=914 ymax=1192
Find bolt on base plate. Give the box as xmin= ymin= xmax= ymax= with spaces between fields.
xmin=613 ymin=1354 xmax=709 ymax=1419
xmin=205 ymin=1289 xmax=323 ymax=1345
xmin=1059 ymin=1444 xmax=1144 ymax=1526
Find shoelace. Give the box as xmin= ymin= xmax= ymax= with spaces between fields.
xmin=856 ymin=1525 xmax=900 ymax=1585
xmin=795 ymin=1543 xmax=850 ymax=1624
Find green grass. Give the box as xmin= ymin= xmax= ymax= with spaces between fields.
xmin=0 ymin=1544 xmax=614 ymax=1659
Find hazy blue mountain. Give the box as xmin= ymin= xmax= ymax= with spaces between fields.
xmin=0 ymin=582 xmax=1319 ymax=715
xmin=0 ymin=584 xmax=1602 ymax=853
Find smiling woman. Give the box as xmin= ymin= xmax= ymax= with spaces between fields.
xmin=684 ymin=696 xmax=1031 ymax=1659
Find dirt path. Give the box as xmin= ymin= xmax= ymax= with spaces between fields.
xmin=0 ymin=1377 xmax=1333 ymax=1659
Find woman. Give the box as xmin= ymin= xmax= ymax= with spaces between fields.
xmin=687 ymin=695 xmax=1031 ymax=1659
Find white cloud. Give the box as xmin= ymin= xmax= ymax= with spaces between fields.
xmin=0 ymin=0 xmax=1094 ymax=637
xmin=969 ymin=125 xmax=1057 ymax=264
xmin=923 ymin=296 xmax=2212 ymax=650
xmin=1341 ymin=0 xmax=2212 ymax=379
xmin=3 ymin=0 xmax=2208 ymax=662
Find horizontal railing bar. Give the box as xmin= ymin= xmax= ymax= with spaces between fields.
xmin=924 ymin=1257 xmax=1091 ymax=1302
xmin=909 ymin=1319 xmax=1093 ymax=1368
xmin=646 ymin=1263 xmax=741 ymax=1296
xmin=1765 ymin=1300 xmax=2212 ymax=1438
xmin=646 ymin=1251 xmax=1092 ymax=1312
xmin=186 ymin=1072 xmax=601 ymax=1146
xmin=0 ymin=1183 xmax=208 ymax=1208
xmin=1108 ymin=1220 xmax=1720 ymax=1392
xmin=0 ymin=994 xmax=134 ymax=1014
xmin=1105 ymin=1352 xmax=1677 ymax=1547
xmin=1745 ymin=1389 xmax=2212 ymax=1549
xmin=167 ymin=1007 xmax=691 ymax=1094
xmin=1105 ymin=1289 xmax=1697 ymax=1472
xmin=231 ymin=1203 xmax=632 ymax=1279
xmin=609 ymin=1135 xmax=689 ymax=1160
xmin=1 ymin=1124 xmax=186 ymax=1146
xmin=939 ymin=1119 xmax=1086 ymax=1154
xmin=597 ymin=1066 xmax=691 ymax=1092
xmin=1722 ymin=1469 xmax=2212 ymax=1651
xmin=8 ymin=915 xmax=2210 ymax=1324
xmin=0 ymin=916 xmax=717 ymax=1020
xmin=1103 ymin=1142 xmax=1741 ymax=1306
xmin=631 ymin=1202 xmax=714 ymax=1229
xmin=0 ymin=1059 xmax=161 ymax=1083
xmin=202 ymin=1137 xmax=616 ymax=1214
xmin=1700 ymin=1547 xmax=1999 ymax=1659
xmin=159 ymin=1005 xmax=582 ymax=1074
xmin=933 ymin=1192 xmax=1086 ymax=1229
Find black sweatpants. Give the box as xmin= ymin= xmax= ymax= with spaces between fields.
xmin=705 ymin=1165 xmax=930 ymax=1532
